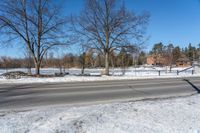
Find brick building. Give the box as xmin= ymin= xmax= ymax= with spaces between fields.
xmin=146 ymin=55 xmax=169 ymax=66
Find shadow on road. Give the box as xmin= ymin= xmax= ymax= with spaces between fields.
xmin=183 ymin=79 xmax=200 ymax=93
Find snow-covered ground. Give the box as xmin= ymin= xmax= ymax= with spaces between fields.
xmin=0 ymin=66 xmax=199 ymax=84
xmin=0 ymin=66 xmax=194 ymax=76
xmin=1 ymin=94 xmax=200 ymax=133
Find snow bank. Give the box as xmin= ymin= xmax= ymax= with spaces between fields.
xmin=0 ymin=95 xmax=200 ymax=133
xmin=0 ymin=74 xmax=199 ymax=84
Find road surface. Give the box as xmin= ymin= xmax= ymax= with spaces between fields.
xmin=0 ymin=77 xmax=199 ymax=110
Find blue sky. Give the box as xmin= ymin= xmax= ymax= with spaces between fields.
xmin=1 ymin=0 xmax=200 ymax=57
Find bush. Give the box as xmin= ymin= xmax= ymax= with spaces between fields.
xmin=1 ymin=71 xmax=28 ymax=79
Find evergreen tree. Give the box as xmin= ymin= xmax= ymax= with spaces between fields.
xmin=138 ymin=51 xmax=146 ymax=65
xmin=172 ymin=46 xmax=182 ymax=63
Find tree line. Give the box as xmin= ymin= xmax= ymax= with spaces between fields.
xmin=1 ymin=43 xmax=199 ymax=71
xmin=151 ymin=43 xmax=200 ymax=63
xmin=0 ymin=49 xmax=146 ymax=74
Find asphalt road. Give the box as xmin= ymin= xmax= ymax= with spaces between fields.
xmin=0 ymin=77 xmax=200 ymax=110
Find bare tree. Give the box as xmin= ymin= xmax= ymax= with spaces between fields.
xmin=78 ymin=44 xmax=88 ymax=75
xmin=166 ymin=44 xmax=174 ymax=72
xmin=0 ymin=0 xmax=70 ymax=75
xmin=1 ymin=56 xmax=11 ymax=72
xmin=71 ymin=0 xmax=149 ymax=75
xmin=85 ymin=49 xmax=95 ymax=68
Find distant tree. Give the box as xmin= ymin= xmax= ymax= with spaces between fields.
xmin=183 ymin=47 xmax=188 ymax=57
xmin=0 ymin=58 xmax=2 ymax=68
xmin=71 ymin=0 xmax=149 ymax=75
xmin=94 ymin=53 xmax=104 ymax=67
xmin=1 ymin=56 xmax=12 ymax=72
xmin=151 ymin=42 xmax=164 ymax=65
xmin=0 ymin=0 xmax=69 ymax=75
xmin=187 ymin=43 xmax=194 ymax=60
xmin=55 ymin=57 xmax=63 ymax=74
xmin=23 ymin=47 xmax=33 ymax=75
xmin=172 ymin=46 xmax=182 ymax=63
xmin=62 ymin=55 xmax=69 ymax=71
xmin=62 ymin=53 xmax=74 ymax=69
xmin=79 ymin=51 xmax=86 ymax=75
xmin=197 ymin=43 xmax=200 ymax=60
xmin=152 ymin=43 xmax=164 ymax=55
xmin=117 ymin=48 xmax=132 ymax=75
xmin=61 ymin=54 xmax=70 ymax=73
xmin=85 ymin=49 xmax=95 ymax=68
xmin=138 ymin=51 xmax=146 ymax=65
xmin=183 ymin=43 xmax=199 ymax=61
xmin=165 ymin=44 xmax=174 ymax=72
xmin=110 ymin=51 xmax=117 ymax=69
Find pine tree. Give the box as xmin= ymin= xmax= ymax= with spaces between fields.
xmin=138 ymin=51 xmax=146 ymax=65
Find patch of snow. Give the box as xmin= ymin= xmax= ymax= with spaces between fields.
xmin=0 ymin=74 xmax=199 ymax=84
xmin=0 ymin=95 xmax=200 ymax=133
xmin=0 ymin=66 xmax=193 ymax=75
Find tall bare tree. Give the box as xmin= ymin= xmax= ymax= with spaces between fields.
xmin=0 ymin=0 xmax=69 ymax=75
xmin=71 ymin=0 xmax=149 ymax=75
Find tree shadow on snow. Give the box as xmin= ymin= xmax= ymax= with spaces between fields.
xmin=183 ymin=79 xmax=200 ymax=94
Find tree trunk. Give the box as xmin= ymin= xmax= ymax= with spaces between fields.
xmin=169 ymin=64 xmax=172 ymax=73
xmin=104 ymin=52 xmax=109 ymax=75
xmin=81 ymin=52 xmax=86 ymax=75
xmin=81 ymin=65 xmax=85 ymax=75
xmin=35 ymin=64 xmax=40 ymax=76
xmin=34 ymin=60 xmax=40 ymax=76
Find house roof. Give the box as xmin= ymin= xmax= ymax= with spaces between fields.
xmin=176 ymin=57 xmax=191 ymax=62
